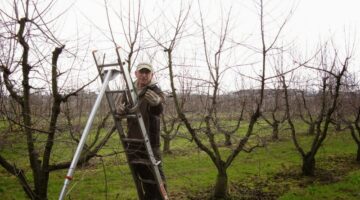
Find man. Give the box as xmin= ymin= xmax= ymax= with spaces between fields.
xmin=118 ymin=63 xmax=166 ymax=200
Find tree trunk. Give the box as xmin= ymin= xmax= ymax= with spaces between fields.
xmin=38 ymin=171 xmax=49 ymax=200
xmin=271 ymin=123 xmax=279 ymax=140
xmin=335 ymin=122 xmax=341 ymax=132
xmin=302 ymin=153 xmax=315 ymax=176
xmin=308 ymin=123 xmax=315 ymax=135
xmin=213 ymin=170 xmax=228 ymax=199
xmin=163 ymin=136 xmax=171 ymax=154
xmin=224 ymin=134 xmax=232 ymax=146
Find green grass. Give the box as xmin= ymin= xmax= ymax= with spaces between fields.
xmin=280 ymin=170 xmax=360 ymax=200
xmin=0 ymin=121 xmax=359 ymax=199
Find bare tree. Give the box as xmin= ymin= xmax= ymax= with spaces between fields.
xmin=104 ymin=0 xmax=142 ymax=71
xmin=161 ymin=113 xmax=181 ymax=154
xmin=339 ymin=73 xmax=360 ymax=162
xmin=161 ymin=71 xmax=190 ymax=154
xmin=261 ymin=84 xmax=286 ymax=141
xmin=283 ymin=43 xmax=351 ymax=176
xmin=295 ymin=89 xmax=318 ymax=135
xmin=344 ymin=105 xmax=360 ymax=162
xmin=0 ymin=1 xmax=113 ymax=199
xmin=159 ymin=0 xmax=292 ymax=198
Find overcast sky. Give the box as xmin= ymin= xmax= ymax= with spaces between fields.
xmin=58 ymin=0 xmax=360 ymax=92
xmin=67 ymin=0 xmax=360 ymax=47
xmin=3 ymin=0 xmax=358 ymax=91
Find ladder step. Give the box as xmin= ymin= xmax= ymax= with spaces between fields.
xmin=130 ymin=159 xmax=152 ymax=165
xmin=106 ymin=90 xmax=127 ymax=94
xmin=125 ymin=114 xmax=138 ymax=118
xmin=138 ymin=177 xmax=157 ymax=184
xmin=122 ymin=138 xmax=145 ymax=143
xmin=130 ymin=159 xmax=161 ymax=166
xmin=114 ymin=114 xmax=138 ymax=119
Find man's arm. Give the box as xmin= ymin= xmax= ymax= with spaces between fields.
xmin=146 ymin=86 xmax=164 ymax=115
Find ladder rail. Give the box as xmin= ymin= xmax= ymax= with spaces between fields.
xmin=92 ymin=50 xmax=145 ymax=200
xmin=58 ymin=70 xmax=114 ymax=200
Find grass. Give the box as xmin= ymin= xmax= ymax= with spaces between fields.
xmin=0 ymin=121 xmax=359 ymax=199
xmin=279 ymin=170 xmax=360 ymax=200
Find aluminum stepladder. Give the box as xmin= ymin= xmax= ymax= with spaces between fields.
xmin=58 ymin=47 xmax=169 ymax=200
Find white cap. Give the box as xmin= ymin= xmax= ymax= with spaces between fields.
xmin=136 ymin=63 xmax=153 ymax=72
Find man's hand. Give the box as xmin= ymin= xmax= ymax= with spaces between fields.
xmin=144 ymin=90 xmax=161 ymax=106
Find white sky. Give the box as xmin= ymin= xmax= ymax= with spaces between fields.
xmin=67 ymin=0 xmax=360 ymax=49
xmin=68 ymin=0 xmax=360 ymax=59
xmin=288 ymin=0 xmax=359 ymax=49
xmin=3 ymin=0 xmax=360 ymax=92
xmin=71 ymin=0 xmax=357 ymax=92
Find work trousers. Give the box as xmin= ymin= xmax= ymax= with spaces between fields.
xmin=128 ymin=144 xmax=166 ymax=200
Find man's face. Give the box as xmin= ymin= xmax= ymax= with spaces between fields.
xmin=135 ymin=68 xmax=153 ymax=87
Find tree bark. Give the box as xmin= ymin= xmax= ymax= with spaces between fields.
xmin=17 ymin=17 xmax=45 ymax=200
xmin=213 ymin=169 xmax=228 ymax=199
xmin=162 ymin=136 xmax=171 ymax=154
xmin=224 ymin=133 xmax=232 ymax=146
xmin=335 ymin=122 xmax=341 ymax=132
xmin=272 ymin=123 xmax=279 ymax=140
xmin=308 ymin=123 xmax=315 ymax=135
xmin=302 ymin=153 xmax=315 ymax=176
